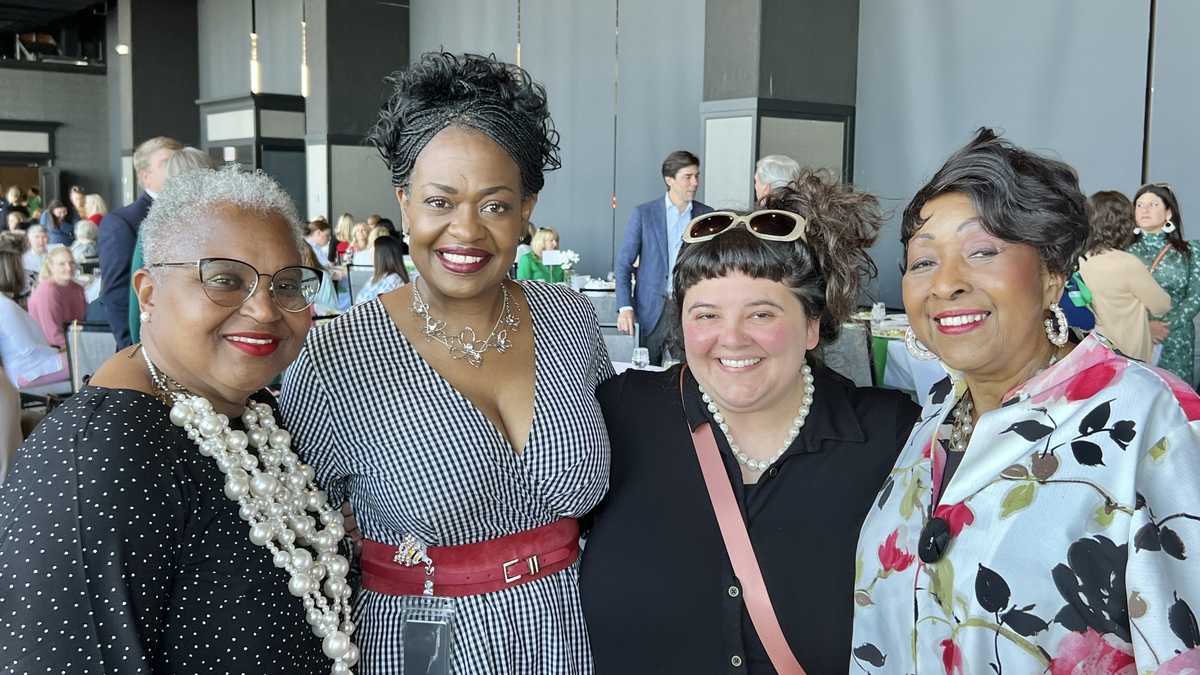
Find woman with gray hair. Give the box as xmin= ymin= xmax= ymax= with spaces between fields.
xmin=0 ymin=167 xmax=358 ymax=674
xmin=128 ymin=145 xmax=215 ymax=343
xmin=70 ymin=217 xmax=98 ymax=264
xmin=754 ymin=154 xmax=802 ymax=201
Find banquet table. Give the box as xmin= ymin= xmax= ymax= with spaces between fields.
xmin=867 ymin=314 xmax=949 ymax=402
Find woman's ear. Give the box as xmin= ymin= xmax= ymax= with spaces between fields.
xmin=133 ymin=268 xmax=156 ymax=318
xmin=521 ymin=194 xmax=539 ymax=225
xmin=1043 ymin=267 xmax=1067 ymax=309
xmin=396 ymin=188 xmax=410 ymax=235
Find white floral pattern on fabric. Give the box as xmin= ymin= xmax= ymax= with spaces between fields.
xmin=850 ymin=333 xmax=1200 ymax=674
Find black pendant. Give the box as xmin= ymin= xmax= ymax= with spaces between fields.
xmin=918 ymin=517 xmax=952 ymax=563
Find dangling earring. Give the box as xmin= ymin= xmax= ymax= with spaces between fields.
xmin=140 ymin=311 xmax=150 ymax=323
xmin=905 ymin=326 xmax=937 ymax=360
xmin=1163 ymin=220 xmax=1177 ymax=234
xmin=1133 ymin=226 xmax=1144 ymax=236
xmin=1044 ymin=303 xmax=1069 ymax=346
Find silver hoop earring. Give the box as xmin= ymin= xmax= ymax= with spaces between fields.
xmin=905 ymin=326 xmax=937 ymax=360
xmin=140 ymin=311 xmax=150 ymax=323
xmin=1163 ymin=220 xmax=1177 ymax=234
xmin=1044 ymin=303 xmax=1069 ymax=346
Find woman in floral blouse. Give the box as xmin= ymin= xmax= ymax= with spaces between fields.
xmin=1127 ymin=183 xmax=1200 ymax=384
xmin=851 ymin=128 xmax=1200 ymax=674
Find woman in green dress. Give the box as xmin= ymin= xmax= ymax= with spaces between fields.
xmin=516 ymin=226 xmax=566 ymax=283
xmin=1126 ymin=182 xmax=1200 ymax=384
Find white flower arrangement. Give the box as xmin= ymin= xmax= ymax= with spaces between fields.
xmin=559 ymin=249 xmax=580 ymax=273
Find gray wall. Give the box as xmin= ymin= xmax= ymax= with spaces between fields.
xmin=198 ymin=0 xmax=252 ymax=100
xmin=0 ymin=67 xmax=113 ymax=205
xmin=855 ymin=0 xmax=1149 ymax=306
xmin=703 ymin=0 xmax=759 ymax=101
xmin=759 ymin=0 xmax=857 ymax=104
xmin=1147 ymin=0 xmax=1200 ymax=218
xmin=326 ymin=0 xmax=409 ymax=138
xmin=257 ymin=0 xmax=303 ymax=96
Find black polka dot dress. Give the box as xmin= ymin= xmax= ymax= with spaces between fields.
xmin=0 ymin=387 xmax=326 ymax=674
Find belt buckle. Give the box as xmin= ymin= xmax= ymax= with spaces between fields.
xmin=393 ymin=533 xmax=429 ymax=567
xmin=502 ymin=555 xmax=540 ymax=583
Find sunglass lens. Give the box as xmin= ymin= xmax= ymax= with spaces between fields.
xmin=689 ymin=214 xmax=734 ymax=238
xmin=199 ymin=259 xmax=257 ymax=308
xmin=272 ymin=267 xmax=322 ymax=311
xmin=748 ymin=212 xmax=796 ymax=237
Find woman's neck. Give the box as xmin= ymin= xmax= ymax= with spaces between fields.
xmin=417 ymin=277 xmax=506 ymax=329
xmin=142 ymin=338 xmax=248 ymax=417
xmin=964 ymin=340 xmax=1062 ymax=416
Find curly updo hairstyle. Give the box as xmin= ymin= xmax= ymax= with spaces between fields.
xmin=901 ymin=128 xmax=1089 ymax=278
xmin=668 ymin=169 xmax=884 ymax=356
xmin=368 ymin=51 xmax=561 ymax=197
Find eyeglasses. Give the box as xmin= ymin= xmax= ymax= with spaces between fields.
xmin=681 ymin=209 xmax=807 ymax=244
xmin=148 ymin=257 xmax=324 ymax=312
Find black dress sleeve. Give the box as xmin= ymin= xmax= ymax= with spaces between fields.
xmin=0 ymin=389 xmax=191 ymax=674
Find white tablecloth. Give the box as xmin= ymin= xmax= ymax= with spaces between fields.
xmin=881 ymin=338 xmax=949 ymax=402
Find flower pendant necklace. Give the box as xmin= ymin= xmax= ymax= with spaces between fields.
xmin=410 ymin=280 xmax=520 ymax=367
xmin=141 ymin=347 xmax=359 ymax=672
xmin=698 ymin=364 xmax=815 ymax=472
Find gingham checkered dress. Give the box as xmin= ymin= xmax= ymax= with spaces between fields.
xmin=280 ymin=281 xmax=613 ymax=674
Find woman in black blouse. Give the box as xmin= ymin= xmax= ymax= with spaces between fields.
xmin=581 ymin=171 xmax=919 ymax=674
xmin=0 ymin=168 xmax=347 ymax=674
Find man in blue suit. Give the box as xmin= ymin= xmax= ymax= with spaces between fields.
xmin=615 ymin=150 xmax=712 ymax=364
xmin=98 ymin=136 xmax=180 ymax=348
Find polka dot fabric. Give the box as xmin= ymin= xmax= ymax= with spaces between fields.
xmin=0 ymin=386 xmax=325 ymax=674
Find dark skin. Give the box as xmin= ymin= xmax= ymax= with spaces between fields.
xmin=382 ymin=125 xmax=539 ymax=453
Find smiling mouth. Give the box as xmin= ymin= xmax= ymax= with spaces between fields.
xmin=718 ymin=357 xmax=762 ymax=369
xmin=227 ymin=335 xmax=275 ymax=345
xmin=936 ymin=312 xmax=989 ymax=328
xmin=442 ymin=252 xmax=485 ymax=265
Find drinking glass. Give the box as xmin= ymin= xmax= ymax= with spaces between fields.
xmin=631 ymin=347 xmax=650 ymax=370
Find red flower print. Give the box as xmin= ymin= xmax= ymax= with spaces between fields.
xmin=939 ymin=639 xmax=963 ymax=675
xmin=932 ymin=502 xmax=975 ymax=537
xmin=922 ymin=439 xmax=932 ymax=459
xmin=1049 ymin=629 xmax=1135 ymax=675
xmin=1159 ymin=647 xmax=1200 ymax=675
xmin=1064 ymin=361 xmax=1126 ymax=402
xmin=877 ymin=529 xmax=915 ymax=573
xmin=1159 ymin=369 xmax=1200 ymax=421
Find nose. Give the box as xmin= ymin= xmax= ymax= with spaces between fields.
xmin=716 ymin=315 xmax=752 ymax=349
xmin=240 ymin=275 xmax=285 ymax=323
xmin=446 ymin=204 xmax=486 ymax=242
xmin=929 ymin=256 xmax=971 ymax=300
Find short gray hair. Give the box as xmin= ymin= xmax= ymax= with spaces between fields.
xmin=166 ymin=146 xmax=215 ymax=177
xmin=142 ymin=166 xmax=305 ymax=266
xmin=755 ymin=154 xmax=802 ymax=191
xmin=74 ymin=218 xmax=97 ymax=242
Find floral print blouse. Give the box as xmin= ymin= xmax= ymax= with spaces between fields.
xmin=851 ymin=334 xmax=1200 ymax=674
xmin=1126 ymin=232 xmax=1200 ymax=384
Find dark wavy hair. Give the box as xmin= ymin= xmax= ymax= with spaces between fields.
xmin=1134 ymin=183 xmax=1188 ymax=257
xmin=368 ymin=51 xmax=561 ymax=197
xmin=667 ymin=169 xmax=883 ymax=356
xmin=1086 ymin=190 xmax=1136 ymax=255
xmin=901 ymin=128 xmax=1089 ymax=277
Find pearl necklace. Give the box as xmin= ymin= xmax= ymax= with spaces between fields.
xmin=411 ymin=280 xmax=519 ymax=367
xmin=698 ymin=364 xmax=815 ymax=472
xmin=950 ymin=393 xmax=974 ymax=453
xmin=142 ymin=348 xmax=359 ymax=673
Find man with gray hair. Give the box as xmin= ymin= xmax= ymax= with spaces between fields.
xmin=753 ymin=154 xmax=802 ymax=201
xmin=98 ymin=135 xmax=182 ymax=347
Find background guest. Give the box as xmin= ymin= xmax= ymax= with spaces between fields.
xmin=84 ymin=193 xmax=108 ymax=225
xmin=66 ymin=185 xmax=87 ymax=223
xmin=354 ymin=235 xmax=409 ymax=303
xmin=24 ymin=186 xmax=41 ymax=218
xmin=28 ymin=247 xmax=87 ymax=349
xmin=21 ymin=225 xmax=48 ymax=281
xmin=305 ymin=218 xmax=334 ymax=267
xmin=753 ymin=154 xmax=801 ymax=202
xmin=349 ymin=221 xmax=370 ymax=257
xmin=71 ymin=218 xmax=98 ymax=264
xmin=1078 ymin=190 xmax=1170 ymax=362
xmin=350 ymin=224 xmax=387 ymax=265
xmin=852 ymin=128 xmax=1200 ymax=673
xmin=0 ymin=187 xmax=27 ymax=227
xmin=4 ymin=211 xmax=24 ymax=233
xmin=42 ymin=200 xmax=73 ymax=246
xmin=517 ymin=226 xmax=565 ymax=282
xmin=1127 ymin=182 xmax=1200 ymax=383
xmin=333 ymin=212 xmax=354 ymax=260
xmin=99 ymin=135 xmax=181 ymax=348
xmin=0 ymin=245 xmax=68 ymax=389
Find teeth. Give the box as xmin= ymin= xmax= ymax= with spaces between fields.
xmin=228 ymin=336 xmax=273 ymax=345
xmin=719 ymin=357 xmax=761 ymax=369
xmin=936 ymin=313 xmax=988 ymax=327
xmin=443 ymin=252 xmax=484 ymax=264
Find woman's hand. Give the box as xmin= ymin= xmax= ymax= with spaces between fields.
xmin=1150 ymin=320 xmax=1170 ymax=343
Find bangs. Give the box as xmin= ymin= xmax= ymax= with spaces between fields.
xmin=672 ymin=227 xmax=796 ymax=297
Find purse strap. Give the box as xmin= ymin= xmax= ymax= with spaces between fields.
xmin=682 ymin=369 xmax=807 ymax=675
xmin=1151 ymin=243 xmax=1172 ymax=273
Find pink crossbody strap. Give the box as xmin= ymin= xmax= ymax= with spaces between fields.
xmin=691 ymin=420 xmax=808 ymax=675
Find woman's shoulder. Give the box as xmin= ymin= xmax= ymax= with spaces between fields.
xmin=519 ymin=280 xmax=595 ymax=322
xmin=813 ymin=364 xmax=921 ymax=427
xmin=298 ymin=302 xmax=389 ymax=368
xmin=25 ymin=386 xmax=177 ymax=456
xmin=598 ymin=366 xmax=679 ymax=412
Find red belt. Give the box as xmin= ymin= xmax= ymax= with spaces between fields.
xmin=361 ymin=518 xmax=580 ymax=597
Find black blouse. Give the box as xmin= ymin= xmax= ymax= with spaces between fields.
xmin=0 ymin=387 xmax=325 ymax=674
xmin=581 ymin=364 xmax=919 ymax=675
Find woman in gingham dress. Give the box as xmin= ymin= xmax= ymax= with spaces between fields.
xmin=280 ymin=52 xmax=612 ymax=673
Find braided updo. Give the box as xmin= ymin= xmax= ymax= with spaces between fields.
xmin=368 ymin=52 xmax=562 ymax=196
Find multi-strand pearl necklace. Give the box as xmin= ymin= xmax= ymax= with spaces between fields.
xmin=143 ymin=348 xmax=358 ymax=673
xmin=699 ymin=364 xmax=815 ymax=472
